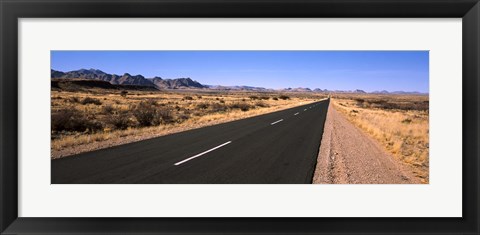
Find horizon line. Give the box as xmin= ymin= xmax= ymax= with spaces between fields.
xmin=51 ymin=67 xmax=428 ymax=94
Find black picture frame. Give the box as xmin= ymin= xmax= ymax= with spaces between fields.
xmin=1 ymin=0 xmax=479 ymax=234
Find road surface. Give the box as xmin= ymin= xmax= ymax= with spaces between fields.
xmin=52 ymin=99 xmax=330 ymax=184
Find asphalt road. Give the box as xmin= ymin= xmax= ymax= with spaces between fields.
xmin=52 ymin=99 xmax=330 ymax=184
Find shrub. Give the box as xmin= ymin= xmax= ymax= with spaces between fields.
xmin=177 ymin=115 xmax=190 ymax=123
xmin=184 ymin=96 xmax=194 ymax=100
xmin=239 ymin=104 xmax=252 ymax=111
xmin=369 ymin=99 xmax=387 ymax=105
xmin=229 ymin=103 xmax=240 ymax=109
xmin=68 ymin=96 xmax=80 ymax=103
xmin=279 ymin=95 xmax=290 ymax=100
xmin=102 ymin=105 xmax=115 ymax=114
xmin=86 ymin=120 xmax=104 ymax=132
xmin=354 ymin=98 xmax=365 ymax=103
xmin=193 ymin=111 xmax=203 ymax=116
xmin=80 ymin=97 xmax=102 ymax=105
xmin=144 ymin=99 xmax=158 ymax=106
xmin=109 ymin=112 xmax=132 ymax=130
xmin=120 ymin=90 xmax=128 ymax=97
xmin=255 ymin=101 xmax=269 ymax=107
xmin=196 ymin=103 xmax=209 ymax=109
xmin=366 ymin=99 xmax=429 ymax=111
xmin=51 ymin=109 xmax=103 ymax=133
xmin=52 ymin=109 xmax=75 ymax=132
xmin=260 ymin=96 xmax=270 ymax=100
xmin=133 ymin=102 xmax=160 ymax=126
xmin=158 ymin=109 xmax=173 ymax=124
xmin=230 ymin=102 xmax=252 ymax=112
xmin=132 ymin=101 xmax=173 ymax=127
xmin=211 ymin=103 xmax=228 ymax=112
xmin=249 ymin=95 xmax=259 ymax=100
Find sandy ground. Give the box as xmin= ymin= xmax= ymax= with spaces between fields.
xmin=313 ymin=104 xmax=421 ymax=184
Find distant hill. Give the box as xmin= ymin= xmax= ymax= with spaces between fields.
xmin=51 ymin=69 xmax=205 ymax=90
xmin=282 ymin=87 xmax=312 ymax=92
xmin=354 ymin=89 xmax=366 ymax=93
xmin=371 ymin=90 xmax=426 ymax=95
xmin=51 ymin=69 xmax=156 ymax=87
xmin=51 ymin=79 xmax=158 ymax=92
xmin=205 ymin=85 xmax=271 ymax=91
xmin=151 ymin=77 xmax=205 ymax=89
xmin=313 ymin=88 xmax=327 ymax=92
xmin=371 ymin=90 xmax=390 ymax=94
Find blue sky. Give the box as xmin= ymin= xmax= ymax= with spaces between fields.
xmin=51 ymin=51 xmax=429 ymax=92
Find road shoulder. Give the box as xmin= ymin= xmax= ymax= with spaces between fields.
xmin=313 ymin=104 xmax=421 ymax=184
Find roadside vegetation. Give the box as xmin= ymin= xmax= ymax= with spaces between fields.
xmin=51 ymin=88 xmax=324 ymax=158
xmin=331 ymin=94 xmax=429 ymax=182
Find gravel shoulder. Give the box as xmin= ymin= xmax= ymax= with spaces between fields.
xmin=313 ymin=104 xmax=421 ymax=184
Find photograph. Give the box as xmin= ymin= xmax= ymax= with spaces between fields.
xmin=3 ymin=0 xmax=477 ymax=233
xmin=50 ymin=50 xmax=429 ymax=184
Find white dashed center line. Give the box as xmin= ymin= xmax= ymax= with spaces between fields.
xmin=270 ymin=119 xmax=284 ymax=125
xmin=174 ymin=141 xmax=232 ymax=166
xmin=294 ymin=112 xmax=299 ymax=116
xmin=304 ymin=109 xmax=307 ymax=111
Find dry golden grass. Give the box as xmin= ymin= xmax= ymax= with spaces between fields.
xmin=331 ymin=94 xmax=429 ymax=182
xmin=51 ymin=89 xmax=324 ymax=158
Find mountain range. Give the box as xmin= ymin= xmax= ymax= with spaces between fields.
xmin=51 ymin=68 xmax=426 ymax=94
xmin=51 ymin=69 xmax=204 ymax=90
xmin=204 ymin=85 xmax=272 ymax=91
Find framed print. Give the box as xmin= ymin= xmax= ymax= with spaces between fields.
xmin=1 ymin=0 xmax=479 ymax=234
